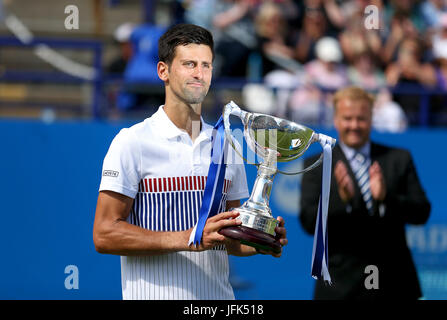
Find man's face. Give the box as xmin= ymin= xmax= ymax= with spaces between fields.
xmin=161 ymin=43 xmax=213 ymax=105
xmin=333 ymin=98 xmax=372 ymax=149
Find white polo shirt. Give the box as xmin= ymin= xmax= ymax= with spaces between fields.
xmin=99 ymin=106 xmax=249 ymax=300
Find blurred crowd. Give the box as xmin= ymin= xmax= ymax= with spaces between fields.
xmin=111 ymin=0 xmax=447 ymax=130
xmin=180 ymin=0 xmax=447 ymax=130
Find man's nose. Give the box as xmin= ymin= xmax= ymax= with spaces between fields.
xmin=349 ymin=119 xmax=360 ymax=129
xmin=192 ymin=65 xmax=204 ymax=79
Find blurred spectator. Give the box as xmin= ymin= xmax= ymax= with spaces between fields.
xmin=107 ymin=23 xmax=136 ymax=74
xmin=296 ymin=0 xmax=345 ymax=35
xmin=347 ymin=49 xmax=386 ymax=91
xmin=240 ymin=1 xmax=300 ymax=117
xmin=333 ymin=0 xmax=384 ymax=25
xmin=242 ymin=82 xmax=277 ymax=115
xmin=261 ymin=0 xmax=300 ymax=25
xmin=382 ymin=0 xmax=436 ymax=65
xmin=289 ymin=36 xmax=348 ymax=125
xmin=338 ymin=1 xmax=382 ymax=65
xmin=421 ymin=0 xmax=447 ymax=31
xmin=212 ymin=0 xmax=258 ymax=78
xmin=255 ymin=1 xmax=298 ymax=76
xmin=430 ymin=12 xmax=447 ymax=124
xmin=346 ymin=47 xmax=409 ymax=132
xmin=433 ymin=13 xmax=447 ymax=90
xmin=322 ymin=0 xmax=346 ymax=30
xmin=183 ymin=0 xmax=217 ymax=29
xmin=385 ymin=36 xmax=437 ymax=124
xmin=116 ymin=24 xmax=166 ymax=113
xmin=123 ymin=24 xmax=165 ymax=84
xmin=372 ymin=88 xmax=409 ymax=133
xmin=385 ymin=37 xmax=437 ymax=87
xmin=381 ymin=11 xmax=420 ymax=65
xmin=294 ymin=3 xmax=332 ymax=63
xmin=105 ymin=23 xmax=136 ymax=118
xmin=304 ymin=37 xmax=348 ymax=88
xmin=244 ymin=65 xmax=303 ymax=118
xmin=263 ymin=69 xmax=302 ymax=118
xmin=385 ymin=0 xmax=428 ymax=33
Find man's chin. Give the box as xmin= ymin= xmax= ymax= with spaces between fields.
xmin=346 ymin=139 xmax=367 ymax=149
xmin=186 ymin=97 xmax=205 ymax=105
xmin=184 ymin=93 xmax=207 ymax=105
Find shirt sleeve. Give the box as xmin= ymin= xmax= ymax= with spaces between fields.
xmin=227 ymin=162 xmax=249 ymax=201
xmin=98 ymin=128 xmax=141 ymax=199
xmin=226 ymin=138 xmax=249 ymax=201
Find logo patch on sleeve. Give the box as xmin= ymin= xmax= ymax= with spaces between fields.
xmin=103 ymin=170 xmax=119 ymax=177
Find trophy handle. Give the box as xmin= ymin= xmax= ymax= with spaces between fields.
xmin=223 ymin=101 xmax=261 ymax=167
xmin=277 ymin=133 xmax=335 ymax=175
xmin=277 ymin=154 xmax=323 ymax=176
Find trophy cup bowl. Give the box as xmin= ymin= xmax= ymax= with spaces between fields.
xmin=218 ymin=101 xmax=335 ymax=253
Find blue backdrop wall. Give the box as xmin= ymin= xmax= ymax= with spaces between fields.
xmin=0 ymin=119 xmax=446 ymax=300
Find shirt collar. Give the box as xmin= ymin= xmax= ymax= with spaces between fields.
xmin=339 ymin=140 xmax=371 ymax=161
xmin=152 ymin=105 xmax=213 ymax=140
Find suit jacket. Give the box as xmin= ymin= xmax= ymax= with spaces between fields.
xmin=299 ymin=142 xmax=431 ymax=300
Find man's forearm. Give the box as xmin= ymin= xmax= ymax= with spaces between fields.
xmin=94 ymin=219 xmax=193 ymax=256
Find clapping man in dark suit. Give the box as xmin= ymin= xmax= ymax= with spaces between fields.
xmin=299 ymin=86 xmax=431 ymax=300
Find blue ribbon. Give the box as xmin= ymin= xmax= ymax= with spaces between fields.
xmin=311 ymin=135 xmax=332 ymax=284
xmin=188 ymin=116 xmax=227 ymax=246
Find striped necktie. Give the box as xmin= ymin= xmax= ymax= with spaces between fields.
xmin=352 ymin=152 xmax=373 ymax=215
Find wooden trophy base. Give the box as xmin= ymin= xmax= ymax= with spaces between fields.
xmin=219 ymin=225 xmax=282 ymax=254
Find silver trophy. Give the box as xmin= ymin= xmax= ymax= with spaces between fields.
xmin=219 ymin=101 xmax=336 ymax=253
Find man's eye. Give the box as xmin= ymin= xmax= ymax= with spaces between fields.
xmin=185 ymin=62 xmax=195 ymax=67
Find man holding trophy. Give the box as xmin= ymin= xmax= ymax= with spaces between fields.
xmin=93 ymin=24 xmax=293 ymax=300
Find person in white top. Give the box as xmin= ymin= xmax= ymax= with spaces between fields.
xmin=93 ymin=23 xmax=288 ymax=300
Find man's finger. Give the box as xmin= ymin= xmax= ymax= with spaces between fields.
xmin=208 ymin=210 xmax=240 ymax=222
xmin=335 ymin=161 xmax=348 ymax=182
xmin=370 ymin=161 xmax=383 ymax=177
xmin=212 ymin=216 xmax=242 ymax=231
xmin=276 ymin=216 xmax=285 ymax=227
xmin=257 ymin=248 xmax=282 ymax=258
xmin=335 ymin=160 xmax=347 ymax=174
xmin=340 ymin=175 xmax=353 ymax=191
xmin=275 ymin=226 xmax=287 ymax=237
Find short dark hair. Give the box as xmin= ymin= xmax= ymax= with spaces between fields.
xmin=158 ymin=24 xmax=214 ymax=66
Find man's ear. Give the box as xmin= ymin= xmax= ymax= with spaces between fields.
xmin=157 ymin=61 xmax=169 ymax=82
